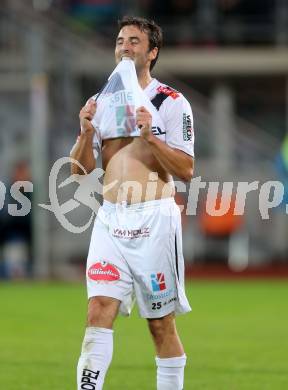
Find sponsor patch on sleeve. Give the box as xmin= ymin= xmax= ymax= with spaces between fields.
xmin=182 ymin=113 xmax=193 ymax=141
xmin=156 ymin=85 xmax=180 ymax=100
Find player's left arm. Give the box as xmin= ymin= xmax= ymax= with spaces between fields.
xmin=137 ymin=96 xmax=195 ymax=182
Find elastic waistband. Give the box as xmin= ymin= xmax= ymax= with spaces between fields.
xmin=102 ymin=197 xmax=175 ymax=212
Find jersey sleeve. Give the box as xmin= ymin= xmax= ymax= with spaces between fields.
xmin=163 ymin=95 xmax=195 ymax=157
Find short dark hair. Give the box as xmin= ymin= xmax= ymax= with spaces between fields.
xmin=118 ymin=16 xmax=163 ymax=71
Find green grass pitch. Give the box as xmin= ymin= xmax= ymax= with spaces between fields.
xmin=0 ymin=280 xmax=287 ymax=389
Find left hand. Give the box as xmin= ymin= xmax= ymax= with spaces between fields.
xmin=136 ymin=106 xmax=153 ymax=141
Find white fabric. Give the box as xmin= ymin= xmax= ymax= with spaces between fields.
xmin=91 ymin=58 xmax=159 ymax=142
xmin=87 ymin=62 xmax=194 ymax=157
xmin=144 ymin=79 xmax=194 ymax=157
xmin=77 ymin=327 xmax=113 ymax=390
xmin=86 ymin=198 xmax=191 ymax=318
xmin=156 ymin=355 xmax=187 ymax=390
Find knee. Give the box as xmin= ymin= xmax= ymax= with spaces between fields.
xmin=87 ymin=297 xmax=120 ymax=328
xmin=148 ymin=314 xmax=176 ymax=345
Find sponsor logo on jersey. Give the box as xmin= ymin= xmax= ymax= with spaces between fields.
xmin=88 ymin=261 xmax=120 ymax=282
xmin=109 ymin=90 xmax=133 ymax=107
xmin=157 ymin=85 xmax=180 ymax=100
xmin=151 ymin=273 xmax=166 ymax=292
xmin=112 ymin=227 xmax=150 ymax=239
xmin=152 ymin=126 xmax=166 ymax=136
xmin=81 ymin=369 xmax=100 ymax=389
xmin=116 ymin=104 xmax=136 ymax=135
xmin=183 ymin=113 xmax=193 ymax=141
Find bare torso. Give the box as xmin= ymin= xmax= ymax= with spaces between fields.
xmin=102 ymin=137 xmax=175 ymax=204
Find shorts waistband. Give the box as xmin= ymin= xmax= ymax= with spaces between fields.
xmin=102 ymin=197 xmax=175 ymax=212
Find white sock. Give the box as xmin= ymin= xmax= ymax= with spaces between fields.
xmin=156 ymin=355 xmax=187 ymax=390
xmin=77 ymin=327 xmax=113 ymax=390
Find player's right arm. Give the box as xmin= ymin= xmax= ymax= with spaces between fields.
xmin=70 ymin=99 xmax=97 ymax=175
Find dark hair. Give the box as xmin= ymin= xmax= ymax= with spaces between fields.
xmin=118 ymin=16 xmax=163 ymax=71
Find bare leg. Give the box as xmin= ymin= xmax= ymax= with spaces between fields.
xmin=147 ymin=313 xmax=186 ymax=390
xmin=147 ymin=312 xmax=184 ymax=357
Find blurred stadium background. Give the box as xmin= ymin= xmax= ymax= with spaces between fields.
xmin=1 ymin=0 xmax=288 ymax=279
xmin=1 ymin=1 xmax=288 ymax=390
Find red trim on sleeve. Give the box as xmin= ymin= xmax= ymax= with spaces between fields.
xmin=156 ymin=86 xmax=180 ymax=100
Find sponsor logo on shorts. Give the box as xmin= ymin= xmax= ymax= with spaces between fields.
xmin=112 ymin=227 xmax=150 ymax=239
xmin=183 ymin=113 xmax=193 ymax=141
xmin=151 ymin=273 xmax=166 ymax=292
xmin=88 ymin=261 xmax=120 ymax=282
xmin=80 ymin=369 xmax=100 ymax=389
xmin=151 ymin=297 xmax=177 ymax=311
xmin=146 ymin=287 xmax=175 ymax=301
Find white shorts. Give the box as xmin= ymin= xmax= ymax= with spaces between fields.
xmin=86 ymin=198 xmax=191 ymax=318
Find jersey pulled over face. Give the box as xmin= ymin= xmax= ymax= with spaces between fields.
xmin=91 ymin=78 xmax=194 ymax=158
xmin=91 ymin=58 xmax=157 ymax=140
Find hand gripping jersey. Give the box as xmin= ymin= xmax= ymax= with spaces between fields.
xmin=90 ymin=58 xmax=158 ymax=146
xmin=89 ymin=58 xmax=195 ymax=157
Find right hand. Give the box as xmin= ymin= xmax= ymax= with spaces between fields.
xmin=79 ymin=98 xmax=97 ymax=135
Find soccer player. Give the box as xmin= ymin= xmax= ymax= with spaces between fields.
xmin=70 ymin=16 xmax=195 ymax=390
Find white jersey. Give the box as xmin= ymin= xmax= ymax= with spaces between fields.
xmin=90 ymin=78 xmax=195 ymax=158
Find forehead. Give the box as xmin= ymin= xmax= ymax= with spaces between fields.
xmin=117 ymin=25 xmax=149 ymax=41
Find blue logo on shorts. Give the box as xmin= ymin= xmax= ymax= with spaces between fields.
xmin=150 ymin=273 xmax=166 ymax=292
